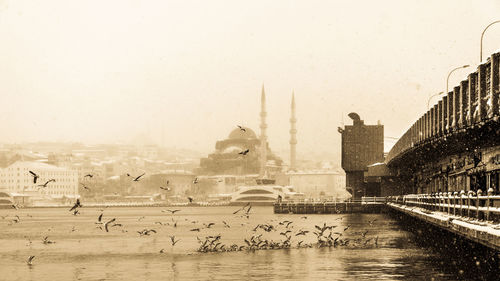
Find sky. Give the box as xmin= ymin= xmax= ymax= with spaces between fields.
xmin=0 ymin=0 xmax=499 ymax=163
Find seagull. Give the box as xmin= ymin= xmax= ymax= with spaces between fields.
xmin=12 ymin=215 xmax=21 ymax=223
xmin=38 ymin=179 xmax=56 ymax=188
xmin=96 ymin=213 xmax=104 ymax=224
xmin=137 ymin=229 xmax=157 ymax=236
xmin=69 ymin=199 xmax=82 ymax=212
xmin=42 ymin=236 xmax=55 ymax=244
xmin=204 ymin=222 xmax=215 ymax=228
xmin=80 ymin=183 xmax=91 ymax=191
xmin=132 ymin=173 xmax=145 ymax=182
xmin=237 ymin=125 xmax=246 ymax=132
xmin=104 ymin=218 xmax=116 ymax=232
xmin=164 ymin=209 xmax=180 ymax=214
xmin=27 ymin=255 xmax=35 ymax=266
xmin=29 ymin=171 xmax=39 ymax=184
xmin=169 ymin=235 xmax=180 ymax=246
xmin=295 ymin=230 xmax=309 ymax=236
xmin=238 ymin=149 xmax=250 ymax=156
xmin=83 ymin=174 xmax=94 ymax=179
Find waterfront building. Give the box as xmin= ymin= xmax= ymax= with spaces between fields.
xmin=0 ymin=161 xmax=79 ymax=203
xmin=280 ymin=169 xmax=347 ymax=199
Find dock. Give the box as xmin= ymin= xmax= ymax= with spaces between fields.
xmin=273 ymin=197 xmax=386 ymax=214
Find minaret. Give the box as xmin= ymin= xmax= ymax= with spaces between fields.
xmin=289 ymin=91 xmax=297 ymax=171
xmin=259 ymin=84 xmax=268 ymax=177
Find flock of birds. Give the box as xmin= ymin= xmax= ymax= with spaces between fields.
xmin=1 ymin=198 xmax=382 ymax=267
xmin=5 ymin=125 xmax=373 ymax=267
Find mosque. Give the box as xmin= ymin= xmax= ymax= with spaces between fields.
xmin=198 ymin=85 xmax=347 ymax=200
xmin=198 ymin=85 xmax=286 ymax=177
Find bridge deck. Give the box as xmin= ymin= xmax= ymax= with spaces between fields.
xmin=387 ymin=202 xmax=500 ymax=251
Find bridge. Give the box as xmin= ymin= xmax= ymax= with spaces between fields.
xmin=381 ymin=50 xmax=500 ymax=253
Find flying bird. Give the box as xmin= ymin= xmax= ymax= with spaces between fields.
xmin=132 ymin=173 xmax=145 ymax=181
xmin=69 ymin=199 xmax=82 ymax=212
xmin=192 ymin=178 xmax=199 ymax=184
xmin=164 ymin=209 xmax=180 ymax=214
xmin=237 ymin=125 xmax=246 ymax=132
xmin=27 ymin=255 xmax=35 ymax=266
xmin=204 ymin=222 xmax=215 ymax=228
xmin=80 ymin=183 xmax=91 ymax=191
xmin=104 ymin=218 xmax=116 ymax=232
xmin=238 ymin=149 xmax=250 ymax=156
xmin=83 ymin=174 xmax=94 ymax=179
xmin=169 ymin=235 xmax=180 ymax=246
xmin=29 ymin=171 xmax=39 ymax=184
xmin=38 ymin=179 xmax=56 ymax=188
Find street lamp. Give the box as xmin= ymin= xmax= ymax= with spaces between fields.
xmin=427 ymin=92 xmax=444 ymax=110
xmin=480 ymin=20 xmax=500 ymax=62
xmin=446 ymin=65 xmax=469 ymax=94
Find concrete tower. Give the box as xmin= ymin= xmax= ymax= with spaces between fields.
xmin=259 ymin=84 xmax=268 ymax=177
xmin=289 ymin=91 xmax=297 ymax=171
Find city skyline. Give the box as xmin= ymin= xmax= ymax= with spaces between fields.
xmin=1 ymin=0 xmax=499 ymax=159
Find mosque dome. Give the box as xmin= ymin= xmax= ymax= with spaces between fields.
xmin=228 ymin=127 xmax=257 ymax=140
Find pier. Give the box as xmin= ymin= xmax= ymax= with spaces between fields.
xmin=273 ymin=197 xmax=386 ymax=214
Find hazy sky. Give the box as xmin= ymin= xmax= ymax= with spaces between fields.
xmin=1 ymin=0 xmax=499 ymax=161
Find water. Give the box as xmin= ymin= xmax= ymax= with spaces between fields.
xmin=0 ymin=206 xmax=492 ymax=280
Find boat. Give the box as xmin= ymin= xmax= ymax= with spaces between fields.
xmin=229 ymin=179 xmax=304 ymax=206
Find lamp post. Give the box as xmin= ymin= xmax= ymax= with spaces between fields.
xmin=480 ymin=20 xmax=500 ymax=62
xmin=427 ymin=92 xmax=444 ymax=110
xmin=446 ymin=65 xmax=469 ymax=94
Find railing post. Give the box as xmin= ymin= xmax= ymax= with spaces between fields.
xmin=467 ymin=190 xmax=473 ymax=218
xmin=447 ymin=191 xmax=452 ymax=215
xmin=486 ymin=187 xmax=493 ymax=221
xmin=459 ymin=190 xmax=465 ymax=217
xmin=476 ymin=189 xmax=482 ymax=220
xmin=452 ymin=191 xmax=458 ymax=216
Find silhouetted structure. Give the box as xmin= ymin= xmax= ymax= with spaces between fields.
xmin=338 ymin=113 xmax=384 ymax=198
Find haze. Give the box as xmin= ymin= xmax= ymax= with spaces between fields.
xmin=1 ymin=0 xmax=499 ymax=162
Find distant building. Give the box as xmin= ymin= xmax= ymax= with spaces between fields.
xmin=0 ymin=161 xmax=79 ymax=202
xmin=338 ymin=113 xmax=384 ymax=198
xmin=278 ymin=170 xmax=347 ymax=199
xmin=199 ymin=86 xmax=283 ymax=176
xmin=150 ymin=171 xmax=196 ymax=198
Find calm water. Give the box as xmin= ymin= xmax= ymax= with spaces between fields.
xmin=0 ymin=206 xmax=491 ymax=280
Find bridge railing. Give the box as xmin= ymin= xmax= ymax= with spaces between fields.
xmin=387 ymin=189 xmax=500 ymax=223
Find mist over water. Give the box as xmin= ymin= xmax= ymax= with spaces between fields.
xmin=0 ymin=206 xmax=488 ymax=280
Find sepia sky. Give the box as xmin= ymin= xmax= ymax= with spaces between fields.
xmin=1 ymin=0 xmax=500 ymax=161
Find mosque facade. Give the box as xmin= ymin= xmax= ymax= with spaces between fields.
xmin=198 ymin=86 xmax=283 ymax=177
